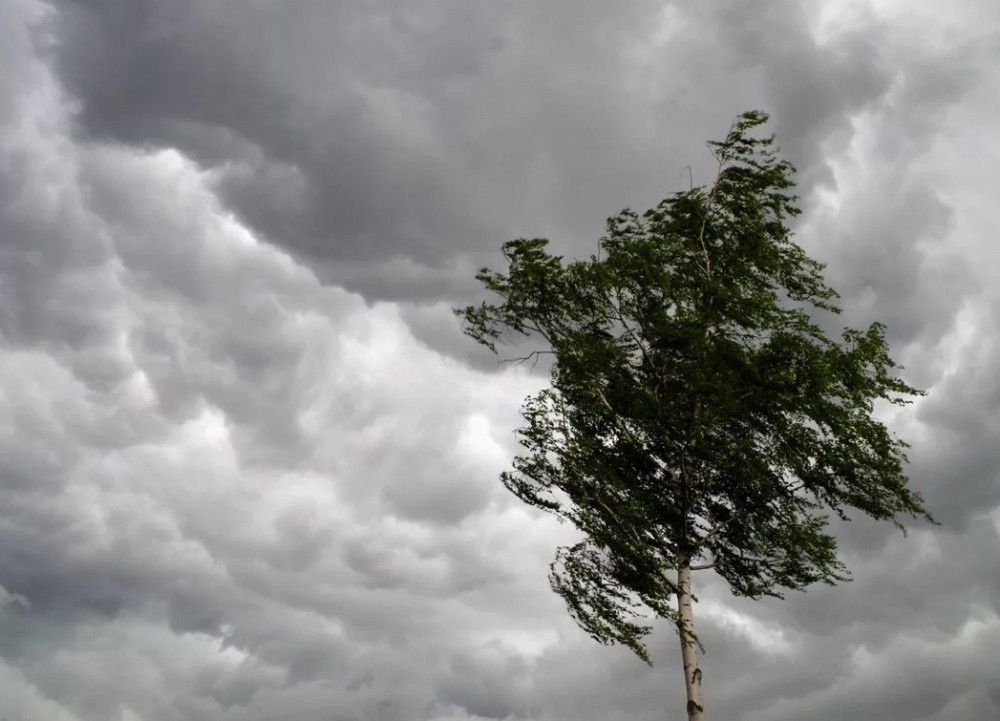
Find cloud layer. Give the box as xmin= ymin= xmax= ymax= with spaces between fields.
xmin=1 ymin=0 xmax=999 ymax=720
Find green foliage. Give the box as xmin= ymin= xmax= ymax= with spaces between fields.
xmin=456 ymin=111 xmax=932 ymax=664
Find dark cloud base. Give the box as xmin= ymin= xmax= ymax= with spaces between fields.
xmin=50 ymin=0 xmax=901 ymax=302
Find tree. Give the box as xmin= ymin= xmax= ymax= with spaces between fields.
xmin=455 ymin=111 xmax=933 ymax=721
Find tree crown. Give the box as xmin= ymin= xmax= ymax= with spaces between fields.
xmin=456 ymin=111 xmax=931 ymax=663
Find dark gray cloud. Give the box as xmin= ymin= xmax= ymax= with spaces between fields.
xmin=1 ymin=0 xmax=999 ymax=720
xmin=49 ymin=0 xmax=900 ymax=306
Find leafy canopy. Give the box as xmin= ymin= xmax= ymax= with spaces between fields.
xmin=456 ymin=111 xmax=931 ymax=663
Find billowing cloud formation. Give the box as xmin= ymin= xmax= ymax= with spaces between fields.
xmin=1 ymin=0 xmax=999 ymax=720
xmin=47 ymin=0 xmax=909 ymax=302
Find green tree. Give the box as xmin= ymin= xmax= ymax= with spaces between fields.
xmin=455 ymin=111 xmax=932 ymax=721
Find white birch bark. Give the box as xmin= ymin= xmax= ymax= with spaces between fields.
xmin=676 ymin=563 xmax=705 ymax=721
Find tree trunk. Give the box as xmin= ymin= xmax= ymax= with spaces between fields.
xmin=676 ymin=563 xmax=705 ymax=721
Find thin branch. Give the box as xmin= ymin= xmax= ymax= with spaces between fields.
xmin=699 ymin=481 xmax=807 ymax=545
xmin=680 ymin=164 xmax=694 ymax=191
xmin=696 ymin=148 xmax=728 ymax=278
xmin=593 ymin=385 xmax=674 ymax=478
xmin=498 ymin=349 xmax=555 ymax=371
xmin=690 ymin=563 xmax=715 ymax=571
xmin=594 ymin=386 xmax=639 ymax=446
xmin=590 ymin=474 xmax=681 ymax=597
xmin=589 ymin=487 xmax=682 ymax=597
xmin=610 ymin=286 xmax=655 ymax=372
xmin=695 ymin=115 xmax=749 ymax=282
xmin=595 ymin=497 xmax=644 ymax=548
xmin=521 ymin=321 xmax=556 ymax=346
xmin=699 ymin=506 xmax=749 ymax=546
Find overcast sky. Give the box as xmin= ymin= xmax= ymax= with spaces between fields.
xmin=1 ymin=0 xmax=999 ymax=720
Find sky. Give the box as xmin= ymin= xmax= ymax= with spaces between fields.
xmin=1 ymin=0 xmax=999 ymax=719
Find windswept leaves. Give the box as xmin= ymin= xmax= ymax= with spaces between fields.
xmin=455 ymin=111 xmax=931 ymax=663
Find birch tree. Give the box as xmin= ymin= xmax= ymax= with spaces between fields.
xmin=455 ymin=111 xmax=931 ymax=721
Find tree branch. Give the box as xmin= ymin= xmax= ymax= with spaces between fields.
xmin=696 ymin=123 xmax=734 ymax=279
xmin=699 ymin=481 xmax=807 ymax=545
xmin=592 ymin=490 xmax=682 ymax=597
xmin=499 ymin=349 xmax=555 ymax=371
xmin=699 ymin=506 xmax=750 ymax=546
xmin=661 ymin=569 xmax=680 ymax=595
xmin=595 ymin=496 xmax=644 ymax=548
xmin=593 ymin=386 xmax=675 ymax=478
xmin=521 ymin=321 xmax=556 ymax=346
xmin=594 ymin=385 xmax=639 ymax=446
xmin=610 ymin=286 xmax=656 ymax=375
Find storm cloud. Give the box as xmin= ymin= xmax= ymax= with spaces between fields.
xmin=1 ymin=0 xmax=999 ymax=719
